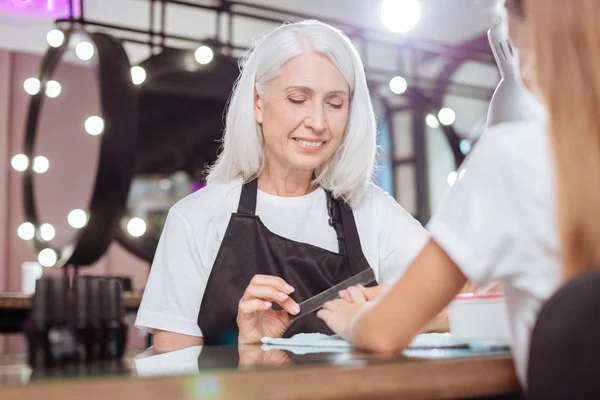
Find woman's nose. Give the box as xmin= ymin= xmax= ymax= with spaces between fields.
xmin=304 ymin=104 xmax=326 ymax=133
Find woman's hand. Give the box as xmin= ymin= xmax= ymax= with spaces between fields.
xmin=317 ymin=286 xmax=368 ymax=341
xmin=338 ymin=283 xmax=391 ymax=302
xmin=237 ymin=275 xmax=300 ymax=344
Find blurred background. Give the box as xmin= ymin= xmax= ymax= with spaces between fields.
xmin=0 ymin=0 xmax=502 ymax=354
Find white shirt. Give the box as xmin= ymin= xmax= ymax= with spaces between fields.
xmin=135 ymin=178 xmax=429 ymax=338
xmin=427 ymin=120 xmax=561 ymax=386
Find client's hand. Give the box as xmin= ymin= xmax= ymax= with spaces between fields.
xmin=317 ymin=286 xmax=368 ymax=341
xmin=338 ymin=283 xmax=391 ymax=302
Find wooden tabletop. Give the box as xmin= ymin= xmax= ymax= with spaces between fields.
xmin=0 ymin=345 xmax=521 ymax=400
xmin=0 ymin=291 xmax=143 ymax=310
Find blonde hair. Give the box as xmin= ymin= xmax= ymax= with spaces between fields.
xmin=206 ymin=20 xmax=377 ymax=207
xmin=527 ymin=0 xmax=600 ymax=278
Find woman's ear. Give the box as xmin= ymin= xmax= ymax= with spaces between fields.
xmin=254 ymin=86 xmax=264 ymax=125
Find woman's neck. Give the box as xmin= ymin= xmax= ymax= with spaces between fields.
xmin=257 ymin=165 xmax=316 ymax=197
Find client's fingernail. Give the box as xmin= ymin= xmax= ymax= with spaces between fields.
xmin=278 ymin=292 xmax=288 ymax=300
xmin=264 ymin=302 xmax=272 ymax=308
xmin=292 ymin=305 xmax=300 ymax=314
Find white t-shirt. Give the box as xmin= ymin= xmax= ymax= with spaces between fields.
xmin=135 ymin=178 xmax=429 ymax=338
xmin=427 ymin=119 xmax=561 ymax=386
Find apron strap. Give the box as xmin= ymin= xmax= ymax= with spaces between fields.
xmin=326 ymin=192 xmax=346 ymax=256
xmin=338 ymin=197 xmax=369 ymax=275
xmin=237 ymin=178 xmax=258 ymax=215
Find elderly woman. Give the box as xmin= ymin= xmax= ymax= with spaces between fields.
xmin=135 ymin=20 xmax=429 ymax=350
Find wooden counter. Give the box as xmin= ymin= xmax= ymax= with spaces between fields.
xmin=0 ymin=346 xmax=521 ymax=400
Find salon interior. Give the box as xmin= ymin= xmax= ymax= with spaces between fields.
xmin=0 ymin=0 xmax=595 ymax=399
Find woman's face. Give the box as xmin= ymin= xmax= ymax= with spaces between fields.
xmin=254 ymin=52 xmax=350 ymax=175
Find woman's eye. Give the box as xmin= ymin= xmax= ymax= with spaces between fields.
xmin=288 ymin=98 xmax=305 ymax=105
xmin=328 ymin=103 xmax=343 ymax=109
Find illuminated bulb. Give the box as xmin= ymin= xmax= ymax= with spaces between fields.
xmin=458 ymin=169 xmax=467 ymax=181
xmin=194 ymin=46 xmax=214 ymax=65
xmin=40 ymin=223 xmax=55 ymax=241
xmin=460 ymin=139 xmax=472 ymax=155
xmin=23 ymin=78 xmax=41 ymax=95
xmin=46 ymin=29 xmax=65 ymax=48
xmin=84 ymin=116 xmax=104 ymax=136
xmin=44 ymin=80 xmax=61 ymax=98
xmin=130 ymin=66 xmax=146 ymax=85
xmin=75 ymin=41 xmax=94 ymax=61
xmin=38 ymin=248 xmax=57 ymax=268
xmin=127 ymin=217 xmax=147 ymax=237
xmin=438 ymin=108 xmax=456 ymax=126
xmin=17 ymin=222 xmax=35 ymax=240
xmin=381 ymin=0 xmax=421 ymax=33
xmin=425 ymin=113 xmax=440 ymax=129
xmin=11 ymin=154 xmax=29 ymax=171
xmin=68 ymin=209 xmax=87 ymax=229
xmin=32 ymin=156 xmax=49 ymax=174
xmin=447 ymin=171 xmax=458 ymax=187
xmin=389 ymin=76 xmax=407 ymax=95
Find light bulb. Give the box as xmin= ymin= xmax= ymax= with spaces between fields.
xmin=84 ymin=116 xmax=104 ymax=136
xmin=40 ymin=223 xmax=55 ymax=241
xmin=389 ymin=76 xmax=407 ymax=95
xmin=38 ymin=248 xmax=57 ymax=268
xmin=46 ymin=29 xmax=65 ymax=48
xmin=426 ymin=114 xmax=440 ymax=129
xmin=194 ymin=46 xmax=214 ymax=65
xmin=127 ymin=217 xmax=147 ymax=237
xmin=381 ymin=0 xmax=421 ymax=33
xmin=68 ymin=209 xmax=87 ymax=228
xmin=17 ymin=222 xmax=35 ymax=240
xmin=11 ymin=154 xmax=29 ymax=171
xmin=32 ymin=156 xmax=49 ymax=174
xmin=447 ymin=171 xmax=458 ymax=187
xmin=45 ymin=80 xmax=61 ymax=98
xmin=438 ymin=108 xmax=456 ymax=126
xmin=131 ymin=66 xmax=146 ymax=85
xmin=23 ymin=78 xmax=41 ymax=95
xmin=75 ymin=41 xmax=94 ymax=61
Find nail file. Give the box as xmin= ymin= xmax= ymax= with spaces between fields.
xmin=276 ymin=268 xmax=376 ymax=323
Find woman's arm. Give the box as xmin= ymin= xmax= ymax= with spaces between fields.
xmin=153 ymin=330 xmax=204 ymax=353
xmin=319 ymin=240 xmax=467 ymax=352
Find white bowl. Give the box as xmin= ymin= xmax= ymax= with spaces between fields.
xmin=448 ymin=293 xmax=512 ymax=342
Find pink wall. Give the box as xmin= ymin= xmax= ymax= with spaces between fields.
xmin=0 ymin=49 xmax=150 ymax=353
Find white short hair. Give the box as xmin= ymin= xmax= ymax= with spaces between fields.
xmin=206 ymin=20 xmax=377 ymax=207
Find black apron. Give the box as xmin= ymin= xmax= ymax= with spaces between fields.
xmin=197 ymin=178 xmax=373 ymax=345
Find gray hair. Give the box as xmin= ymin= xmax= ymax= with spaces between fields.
xmin=206 ymin=20 xmax=377 ymax=207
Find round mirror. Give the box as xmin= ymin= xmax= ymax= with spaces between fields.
xmin=23 ymin=29 xmax=137 ymax=268
xmin=115 ymin=47 xmax=239 ymax=262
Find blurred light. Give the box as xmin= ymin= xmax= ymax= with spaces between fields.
xmin=46 ymin=29 xmax=65 ymax=48
xmin=194 ymin=46 xmax=214 ymax=64
xmin=447 ymin=171 xmax=458 ymax=187
xmin=127 ymin=217 xmax=146 ymax=237
xmin=38 ymin=248 xmax=57 ymax=268
xmin=131 ymin=66 xmax=146 ymax=85
xmin=438 ymin=108 xmax=456 ymax=126
xmin=40 ymin=223 xmax=55 ymax=241
xmin=381 ymin=0 xmax=421 ymax=33
xmin=44 ymin=80 xmax=61 ymax=98
xmin=159 ymin=179 xmax=172 ymax=190
xmin=85 ymin=116 xmax=104 ymax=136
xmin=68 ymin=209 xmax=87 ymax=229
xmin=460 ymin=139 xmax=472 ymax=155
xmin=32 ymin=156 xmax=49 ymax=174
xmin=458 ymin=169 xmax=467 ymax=180
xmin=75 ymin=41 xmax=94 ymax=61
xmin=23 ymin=77 xmax=41 ymax=95
xmin=17 ymin=222 xmax=35 ymax=240
xmin=11 ymin=154 xmax=29 ymax=171
xmin=389 ymin=76 xmax=407 ymax=94
xmin=425 ymin=113 xmax=440 ymax=129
